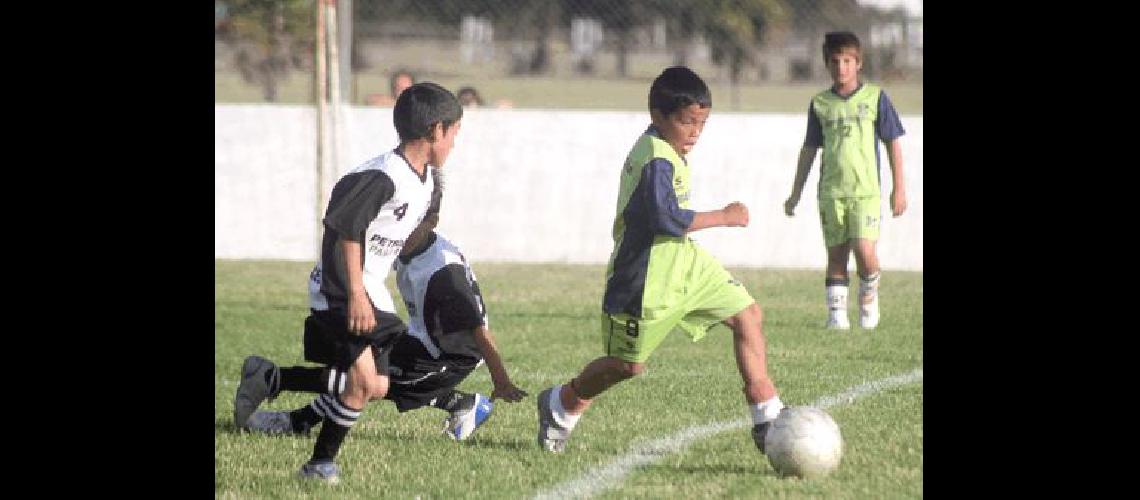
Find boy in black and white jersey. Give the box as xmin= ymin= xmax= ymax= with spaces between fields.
xmin=232 ymin=82 xmax=464 ymax=483
xmin=246 ymin=204 xmax=528 ymax=442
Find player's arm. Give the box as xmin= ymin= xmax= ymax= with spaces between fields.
xmin=472 ymin=325 xmax=527 ymax=402
xmin=427 ymin=264 xmax=527 ymax=401
xmin=785 ymin=102 xmax=822 ymax=217
xmin=687 ymin=202 xmax=748 ymax=232
xmin=877 ymin=91 xmax=907 ymax=217
xmin=638 ymin=158 xmax=746 ymax=235
xmin=340 ymin=239 xmax=374 ymax=334
xmin=323 ymin=170 xmax=396 ymax=334
xmin=885 ymin=139 xmax=906 ymax=216
xmin=785 ymin=147 xmax=818 ymax=217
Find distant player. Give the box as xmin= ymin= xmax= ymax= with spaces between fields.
xmin=783 ymin=31 xmax=908 ymax=330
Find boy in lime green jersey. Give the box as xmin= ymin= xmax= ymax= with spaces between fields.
xmin=784 ymin=31 xmax=908 ymax=331
xmin=534 ymin=66 xmax=785 ymax=454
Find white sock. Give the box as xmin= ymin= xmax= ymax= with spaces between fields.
xmin=550 ymin=385 xmax=581 ymax=429
xmin=826 ymin=285 xmax=848 ymax=315
xmin=859 ymin=273 xmax=880 ymax=302
xmin=750 ymin=396 xmax=785 ymax=425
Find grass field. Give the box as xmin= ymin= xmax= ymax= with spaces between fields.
xmin=214 ymin=260 xmax=923 ymax=498
xmin=214 ymin=71 xmax=923 ymax=114
xmin=214 ymin=40 xmax=923 ymax=114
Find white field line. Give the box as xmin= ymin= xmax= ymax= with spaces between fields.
xmin=532 ymin=368 xmax=923 ymax=500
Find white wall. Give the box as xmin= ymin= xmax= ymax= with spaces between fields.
xmin=215 ymin=105 xmax=319 ymax=260
xmin=216 ymin=105 xmax=922 ymax=270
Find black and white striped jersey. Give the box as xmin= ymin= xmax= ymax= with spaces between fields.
xmin=308 ymin=149 xmax=435 ymax=314
xmin=395 ymin=231 xmax=487 ymax=362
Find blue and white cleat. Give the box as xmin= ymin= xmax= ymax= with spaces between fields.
xmin=246 ymin=410 xmax=303 ymax=436
xmin=444 ymin=393 xmax=494 ymax=441
xmin=298 ymin=460 xmax=340 ymax=483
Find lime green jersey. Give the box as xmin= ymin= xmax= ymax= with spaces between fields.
xmin=603 ymin=127 xmax=699 ymax=318
xmin=809 ymin=83 xmax=902 ymax=199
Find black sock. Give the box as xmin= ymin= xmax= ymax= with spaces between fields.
xmin=309 ymin=394 xmax=361 ymax=462
xmin=277 ymin=367 xmax=336 ymax=394
xmin=290 ymin=405 xmax=324 ymax=434
xmin=432 ymin=390 xmax=468 ymax=412
xmin=311 ymin=420 xmax=351 ymax=463
xmin=825 ymin=276 xmax=850 ymax=286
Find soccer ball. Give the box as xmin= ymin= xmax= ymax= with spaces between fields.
xmin=764 ymin=406 xmax=844 ymax=478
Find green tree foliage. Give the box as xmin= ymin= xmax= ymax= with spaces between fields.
xmin=223 ymin=0 xmax=315 ymax=102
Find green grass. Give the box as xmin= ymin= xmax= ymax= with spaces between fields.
xmin=214 ymin=71 xmax=923 ymax=114
xmin=215 ymin=40 xmax=922 ymax=113
xmin=215 ymin=260 xmax=922 ymax=498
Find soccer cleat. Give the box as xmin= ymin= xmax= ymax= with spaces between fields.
xmin=444 ymin=393 xmax=494 ymax=441
xmin=246 ymin=410 xmax=303 ymax=436
xmin=825 ymin=312 xmax=850 ymax=330
xmin=860 ymin=296 xmax=880 ymax=329
xmin=751 ymin=422 xmax=771 ymax=454
xmin=298 ymin=460 xmax=340 ymax=483
xmin=233 ymin=355 xmax=280 ymax=429
xmin=536 ymin=387 xmax=572 ymax=453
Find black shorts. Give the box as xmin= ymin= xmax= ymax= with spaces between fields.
xmin=302 ymin=308 xmax=407 ymax=373
xmin=384 ymin=335 xmax=480 ymax=413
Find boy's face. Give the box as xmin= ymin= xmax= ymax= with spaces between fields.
xmin=428 ymin=119 xmax=462 ymax=168
xmin=827 ymin=48 xmax=862 ymax=88
xmin=650 ymin=103 xmax=709 ymax=157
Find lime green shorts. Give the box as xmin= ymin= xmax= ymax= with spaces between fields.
xmin=601 ymin=251 xmax=754 ymax=363
xmin=819 ymin=196 xmax=881 ymax=247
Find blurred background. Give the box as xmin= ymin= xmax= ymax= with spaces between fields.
xmin=214 ymin=0 xmax=922 ymax=113
xmin=215 ymin=0 xmax=923 ymax=270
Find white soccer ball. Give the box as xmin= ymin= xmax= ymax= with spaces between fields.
xmin=764 ymin=406 xmax=844 ymax=478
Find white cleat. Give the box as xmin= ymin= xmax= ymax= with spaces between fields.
xmin=860 ymin=297 xmax=880 ymax=330
xmin=826 ymin=312 xmax=850 ymax=330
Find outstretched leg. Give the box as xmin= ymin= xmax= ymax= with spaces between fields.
xmin=723 ymin=303 xmax=784 ymax=452
xmin=537 ymin=356 xmax=644 ymax=452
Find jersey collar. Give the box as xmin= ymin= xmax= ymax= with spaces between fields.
xmin=393 ymin=147 xmax=430 ymax=183
xmin=829 ymin=81 xmax=864 ymax=100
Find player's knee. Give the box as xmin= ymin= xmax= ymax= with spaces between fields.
xmin=742 ymin=303 xmax=762 ymax=323
xmin=727 ymin=303 xmax=762 ymax=332
xmin=347 ymin=371 xmax=387 ymax=403
xmin=617 ymin=361 xmax=645 ymax=379
xmin=367 ymin=374 xmax=390 ymax=400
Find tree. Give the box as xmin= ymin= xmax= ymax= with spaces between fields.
xmin=562 ymin=0 xmax=642 ymax=78
xmin=656 ymin=0 xmax=789 ymax=109
xmin=223 ymin=0 xmax=315 ymax=102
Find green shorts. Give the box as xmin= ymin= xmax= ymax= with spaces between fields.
xmin=601 ymin=247 xmax=754 ymax=363
xmin=819 ymin=196 xmax=881 ymax=247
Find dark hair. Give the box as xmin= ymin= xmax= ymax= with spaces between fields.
xmin=648 ymin=66 xmax=711 ymax=117
xmin=823 ymin=31 xmax=862 ymax=62
xmin=393 ymin=82 xmax=463 ymax=143
xmin=457 ymin=86 xmax=484 ymax=106
xmin=389 ymin=70 xmax=415 ymax=96
xmin=426 ymin=166 xmax=444 ymax=218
